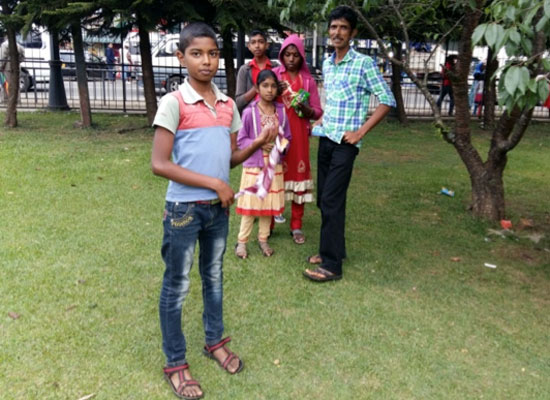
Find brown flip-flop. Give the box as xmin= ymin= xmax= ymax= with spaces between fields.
xmin=303 ymin=267 xmax=342 ymax=282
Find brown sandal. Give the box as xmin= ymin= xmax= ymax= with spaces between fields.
xmin=303 ymin=267 xmax=342 ymax=282
xmin=203 ymin=337 xmax=244 ymax=374
xmin=290 ymin=229 xmax=306 ymax=244
xmin=163 ymin=364 xmax=203 ymax=399
xmin=258 ymin=241 xmax=274 ymax=257
xmin=234 ymin=242 xmax=247 ymax=259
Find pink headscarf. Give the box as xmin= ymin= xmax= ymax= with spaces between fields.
xmin=276 ymin=34 xmax=312 ymax=79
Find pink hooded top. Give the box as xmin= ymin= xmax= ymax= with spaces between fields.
xmin=273 ymin=34 xmax=323 ymax=121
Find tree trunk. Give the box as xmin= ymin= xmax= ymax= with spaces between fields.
xmin=222 ymin=28 xmax=236 ymax=98
xmin=470 ymin=160 xmax=506 ymax=220
xmin=389 ymin=41 xmax=408 ymax=124
xmin=48 ymin=29 xmax=69 ymax=111
xmin=450 ymin=2 xmax=508 ymax=220
xmin=137 ymin=15 xmax=157 ymax=125
xmin=482 ymin=48 xmax=498 ymax=130
xmin=4 ymin=26 xmax=20 ymax=127
xmin=71 ymin=22 xmax=92 ymax=128
xmin=0 ymin=0 xmax=19 ymax=127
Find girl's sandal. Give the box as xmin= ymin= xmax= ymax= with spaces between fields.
xmin=258 ymin=241 xmax=274 ymax=257
xmin=163 ymin=364 xmax=203 ymax=400
xmin=290 ymin=229 xmax=306 ymax=244
xmin=203 ymin=337 xmax=244 ymax=375
xmin=234 ymin=242 xmax=248 ymax=259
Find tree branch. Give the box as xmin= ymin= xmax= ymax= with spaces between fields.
xmin=389 ymin=0 xmax=410 ymax=65
xmin=499 ymin=18 xmax=546 ymax=152
xmin=345 ymin=0 xmax=456 ymax=142
xmin=503 ymin=108 xmax=534 ymax=151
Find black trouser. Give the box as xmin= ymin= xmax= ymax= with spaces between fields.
xmin=317 ymin=137 xmax=359 ymax=276
xmin=436 ymin=85 xmax=454 ymax=115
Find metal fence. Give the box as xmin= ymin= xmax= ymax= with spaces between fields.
xmin=3 ymin=59 xmax=550 ymax=119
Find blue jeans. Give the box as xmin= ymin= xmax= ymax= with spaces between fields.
xmin=159 ymin=200 xmax=228 ymax=367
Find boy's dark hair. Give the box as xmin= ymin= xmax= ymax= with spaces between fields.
xmin=256 ymin=69 xmax=278 ymax=86
xmin=179 ymin=22 xmax=218 ymax=52
xmin=328 ymin=5 xmax=358 ymax=31
xmin=249 ymin=29 xmax=268 ymax=42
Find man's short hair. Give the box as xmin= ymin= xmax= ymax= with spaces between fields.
xmin=179 ymin=22 xmax=218 ymax=52
xmin=328 ymin=6 xmax=358 ymax=31
xmin=248 ymin=29 xmax=268 ymax=42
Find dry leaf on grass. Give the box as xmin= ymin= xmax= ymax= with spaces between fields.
xmin=517 ymin=218 xmax=535 ymax=230
xmin=8 ymin=312 xmax=20 ymax=319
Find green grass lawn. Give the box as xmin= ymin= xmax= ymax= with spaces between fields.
xmin=1 ymin=112 xmax=549 ymax=399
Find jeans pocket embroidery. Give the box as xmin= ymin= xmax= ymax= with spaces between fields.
xmin=171 ymin=214 xmax=194 ymax=228
xmin=170 ymin=204 xmax=194 ymax=229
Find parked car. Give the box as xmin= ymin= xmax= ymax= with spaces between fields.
xmin=147 ymin=65 xmax=228 ymax=94
xmin=136 ymin=33 xmax=279 ymax=94
xmin=415 ymin=71 xmax=443 ymax=95
xmin=60 ymin=51 xmax=108 ymax=80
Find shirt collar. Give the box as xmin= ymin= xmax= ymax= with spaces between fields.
xmin=179 ymin=77 xmax=228 ymax=104
xmin=250 ymin=57 xmax=272 ymax=70
xmin=329 ymin=46 xmax=356 ymax=65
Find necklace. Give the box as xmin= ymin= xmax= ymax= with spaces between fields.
xmin=257 ymin=103 xmax=275 ymax=115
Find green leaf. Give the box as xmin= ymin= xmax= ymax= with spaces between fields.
xmin=505 ymin=96 xmax=516 ymax=113
xmin=517 ymin=67 xmax=530 ymax=95
xmin=545 ymin=0 xmax=550 ymax=18
xmin=505 ymin=6 xmax=516 ymax=21
xmin=505 ymin=42 xmax=518 ymax=56
xmin=538 ymin=79 xmax=550 ymax=102
xmin=504 ymin=66 xmax=520 ymax=95
xmin=498 ymin=90 xmax=509 ymax=109
xmin=536 ymin=15 xmax=549 ymax=32
xmin=495 ymin=26 xmax=509 ymax=51
xmin=526 ymin=94 xmax=539 ymax=110
xmin=542 ymin=59 xmax=550 ymax=71
xmin=485 ymin=23 xmax=498 ymax=48
xmin=521 ymin=37 xmax=533 ymax=54
xmin=472 ymin=24 xmax=487 ymax=45
xmin=509 ymin=29 xmax=520 ymax=45
xmin=527 ymin=79 xmax=538 ymax=93
xmin=517 ymin=95 xmax=526 ymax=110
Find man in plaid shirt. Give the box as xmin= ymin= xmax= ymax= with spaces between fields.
xmin=304 ymin=5 xmax=396 ymax=282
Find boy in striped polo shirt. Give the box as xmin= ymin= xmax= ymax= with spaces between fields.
xmin=151 ymin=22 xmax=277 ymax=399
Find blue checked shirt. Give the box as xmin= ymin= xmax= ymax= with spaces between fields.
xmin=322 ymin=47 xmax=396 ymax=148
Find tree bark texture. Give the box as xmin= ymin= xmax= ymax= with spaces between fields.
xmin=451 ymin=2 xmax=509 ymax=220
xmin=482 ymin=48 xmax=498 ymax=129
xmin=137 ymin=16 xmax=157 ymax=125
xmin=4 ymin=26 xmax=20 ymax=127
xmin=222 ymin=29 xmax=236 ymax=99
xmin=390 ymin=41 xmax=408 ymax=125
xmin=71 ymin=22 xmax=92 ymax=128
